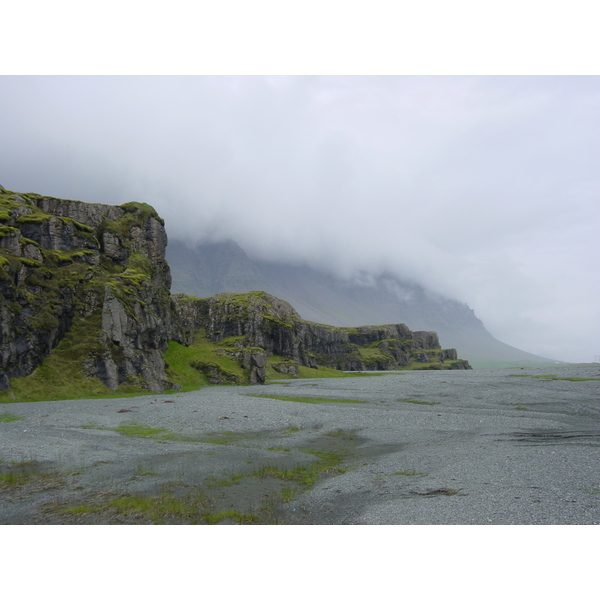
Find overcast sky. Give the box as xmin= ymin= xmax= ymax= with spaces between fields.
xmin=0 ymin=75 xmax=598 ymax=362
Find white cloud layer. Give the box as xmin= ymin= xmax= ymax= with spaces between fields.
xmin=1 ymin=76 xmax=598 ymax=362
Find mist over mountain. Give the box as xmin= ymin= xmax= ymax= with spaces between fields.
xmin=167 ymin=239 xmax=558 ymax=368
xmin=1 ymin=76 xmax=598 ymax=363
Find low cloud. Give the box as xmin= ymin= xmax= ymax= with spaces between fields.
xmin=1 ymin=76 xmax=598 ymax=362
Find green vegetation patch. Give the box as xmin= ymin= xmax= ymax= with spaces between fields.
xmin=266 ymin=358 xmax=385 ymax=381
xmin=250 ymin=430 xmax=359 ymax=501
xmin=400 ymin=398 xmax=439 ymax=406
xmin=164 ymin=330 xmax=248 ymax=391
xmin=509 ymin=374 xmax=599 ymax=382
xmin=103 ymin=421 xmax=204 ymax=443
xmin=0 ymin=459 xmax=64 ymax=490
xmin=58 ymin=490 xmax=260 ymax=525
xmin=45 ymin=427 xmax=362 ymax=524
xmin=253 ymin=453 xmax=345 ymax=488
xmin=111 ymin=422 xmax=173 ymax=438
xmin=0 ymin=413 xmax=23 ymax=422
xmin=0 ymin=312 xmax=151 ymax=403
xmin=199 ymin=427 xmax=295 ymax=446
xmin=247 ymin=394 xmax=365 ymax=405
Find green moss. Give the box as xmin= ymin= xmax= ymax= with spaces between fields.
xmin=402 ymin=398 xmax=438 ymax=405
xmin=164 ymin=330 xmax=249 ymax=391
xmin=18 ymin=236 xmax=39 ymax=246
xmin=120 ymin=201 xmax=163 ymax=223
xmin=509 ymin=374 xmax=600 ymax=382
xmin=357 ymin=346 xmax=390 ymax=360
xmin=219 ymin=335 xmax=247 ymax=347
xmin=15 ymin=213 xmax=51 ymax=225
xmin=0 ymin=413 xmax=24 ymax=422
xmin=0 ymin=226 xmax=19 ymax=236
xmin=0 ymin=460 xmax=63 ymax=489
xmin=263 ymin=313 xmax=294 ymax=329
xmin=110 ymin=422 xmax=172 ymax=438
xmin=44 ymin=249 xmax=96 ymax=265
xmin=59 ymin=491 xmax=259 ymax=525
xmin=0 ymin=310 xmax=149 ymax=404
xmin=59 ymin=217 xmax=95 ymax=233
xmin=248 ymin=394 xmax=365 ymax=405
xmin=17 ymin=257 xmax=43 ymax=268
xmin=0 ymin=197 xmax=20 ymax=222
xmin=117 ymin=267 xmax=150 ymax=287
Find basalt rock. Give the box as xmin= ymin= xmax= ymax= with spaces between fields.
xmin=170 ymin=291 xmax=471 ymax=378
xmin=0 ymin=189 xmax=175 ymax=392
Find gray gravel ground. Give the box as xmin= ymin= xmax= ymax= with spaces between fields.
xmin=1 ymin=364 xmax=599 ymax=524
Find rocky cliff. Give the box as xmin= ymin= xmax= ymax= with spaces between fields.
xmin=171 ymin=291 xmax=470 ymax=377
xmin=1 ymin=188 xmax=469 ymax=399
xmin=0 ymin=187 xmax=174 ymax=393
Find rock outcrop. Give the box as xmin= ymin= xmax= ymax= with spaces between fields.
xmin=170 ymin=291 xmax=471 ymax=380
xmin=1 ymin=188 xmax=470 ymax=397
xmin=1 ymin=189 xmax=174 ymax=392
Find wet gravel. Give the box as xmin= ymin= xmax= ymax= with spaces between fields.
xmin=1 ymin=364 xmax=599 ymax=524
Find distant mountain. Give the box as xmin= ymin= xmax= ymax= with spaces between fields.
xmin=166 ymin=239 xmax=559 ymax=368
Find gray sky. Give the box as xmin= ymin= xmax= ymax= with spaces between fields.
xmin=1 ymin=75 xmax=598 ymax=363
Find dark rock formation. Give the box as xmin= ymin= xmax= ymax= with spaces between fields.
xmin=170 ymin=291 xmax=471 ymax=380
xmin=0 ymin=190 xmax=174 ymax=392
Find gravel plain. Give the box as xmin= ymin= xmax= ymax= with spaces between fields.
xmin=1 ymin=364 xmax=599 ymax=524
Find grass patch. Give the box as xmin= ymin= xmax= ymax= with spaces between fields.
xmin=204 ymin=473 xmax=245 ymax=487
xmin=509 ymin=374 xmax=599 ymax=382
xmin=394 ymin=469 xmax=426 ymax=476
xmin=254 ymin=450 xmax=347 ymax=488
xmin=49 ymin=428 xmax=361 ymax=524
xmin=0 ymin=413 xmax=23 ymax=422
xmin=0 ymin=459 xmax=63 ymax=490
xmin=163 ymin=330 xmax=248 ymax=391
xmin=283 ymin=426 xmax=301 ymax=434
xmin=400 ymin=398 xmax=438 ymax=406
xmin=57 ymin=489 xmax=263 ymax=524
xmin=199 ymin=427 xmax=298 ymax=446
xmin=414 ymin=488 xmax=462 ymax=496
xmin=200 ymin=431 xmax=246 ymax=445
xmin=0 ymin=312 xmax=156 ymax=403
xmin=111 ymin=422 xmax=172 ymax=438
xmin=247 ymin=394 xmax=365 ymax=405
xmin=102 ymin=421 xmax=204 ymax=443
xmin=136 ymin=465 xmax=158 ymax=476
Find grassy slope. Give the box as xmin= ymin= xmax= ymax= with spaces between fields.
xmin=0 ymin=313 xmax=154 ymax=403
xmin=163 ymin=329 xmax=248 ymax=391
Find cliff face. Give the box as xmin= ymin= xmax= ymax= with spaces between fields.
xmin=0 ymin=188 xmax=174 ymax=392
xmin=1 ymin=188 xmax=469 ymax=399
xmin=171 ymin=291 xmax=471 ymax=376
